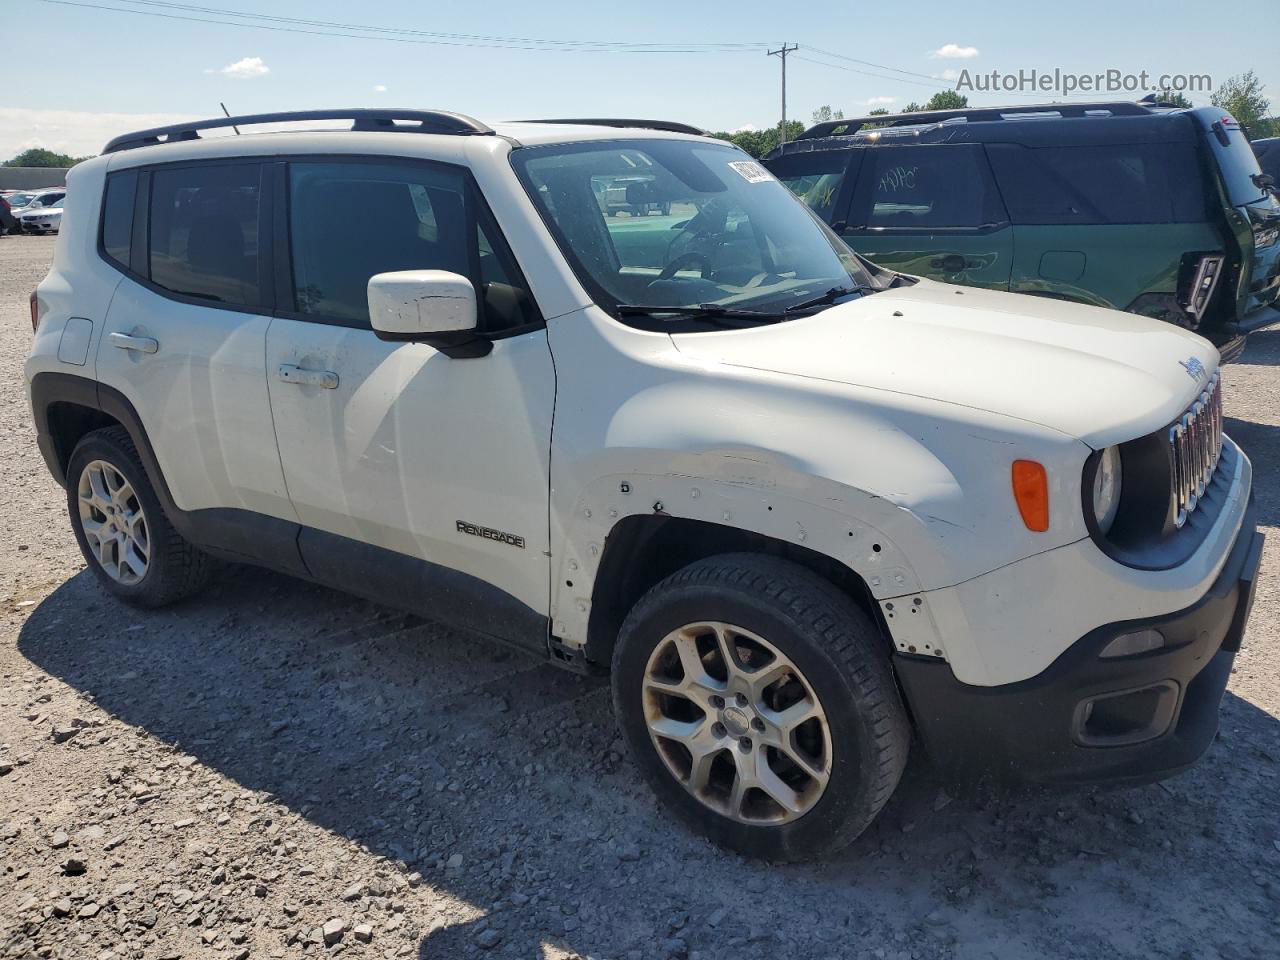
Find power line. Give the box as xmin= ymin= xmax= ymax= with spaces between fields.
xmin=794 ymin=53 xmax=1137 ymax=102
xmin=113 ymin=0 xmax=769 ymax=50
xmin=791 ymin=55 xmax=954 ymax=91
xmin=32 ymin=0 xmax=1141 ymax=107
xmin=803 ymin=45 xmax=945 ymax=82
xmin=106 ymin=0 xmax=966 ymax=83
xmin=35 ymin=0 xmax=772 ymax=53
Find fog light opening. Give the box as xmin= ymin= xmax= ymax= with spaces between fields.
xmin=1099 ymin=628 xmax=1166 ymax=659
xmin=1073 ymin=681 xmax=1180 ymax=747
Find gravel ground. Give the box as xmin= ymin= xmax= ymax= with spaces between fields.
xmin=1 ymin=233 xmax=1278 ymax=960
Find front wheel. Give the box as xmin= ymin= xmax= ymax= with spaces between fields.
xmin=611 ymin=554 xmax=910 ymax=861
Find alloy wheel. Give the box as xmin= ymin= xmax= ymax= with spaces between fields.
xmin=641 ymin=621 xmax=832 ymax=824
xmin=77 ymin=459 xmax=150 ymax=585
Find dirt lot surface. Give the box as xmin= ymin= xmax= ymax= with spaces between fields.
xmin=1 ymin=234 xmax=1278 ymax=960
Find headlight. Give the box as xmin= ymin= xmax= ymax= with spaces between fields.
xmin=1091 ymin=445 xmax=1123 ymax=534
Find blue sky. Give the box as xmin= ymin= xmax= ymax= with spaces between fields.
xmin=2 ymin=0 xmax=1277 ymax=158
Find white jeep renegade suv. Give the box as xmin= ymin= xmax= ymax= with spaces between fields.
xmin=26 ymin=109 xmax=1263 ymax=861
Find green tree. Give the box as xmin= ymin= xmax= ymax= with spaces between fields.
xmin=924 ymin=90 xmax=969 ymax=111
xmin=708 ymin=121 xmax=805 ymax=158
xmin=811 ymin=105 xmax=845 ymax=124
xmin=862 ymin=107 xmax=892 ymax=130
xmin=1152 ymin=88 xmax=1194 ymax=109
xmin=1210 ymin=70 xmax=1273 ymax=139
xmin=901 ymin=92 xmax=969 ymax=114
xmin=3 ymin=147 xmax=91 ymax=167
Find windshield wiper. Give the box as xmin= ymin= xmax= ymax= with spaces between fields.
xmin=783 ymin=285 xmax=873 ymax=314
xmin=616 ymin=303 xmax=782 ymax=323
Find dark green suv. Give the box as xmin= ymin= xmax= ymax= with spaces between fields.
xmin=763 ymin=101 xmax=1280 ymax=356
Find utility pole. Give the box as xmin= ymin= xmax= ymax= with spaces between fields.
xmin=768 ymin=44 xmax=798 ymax=145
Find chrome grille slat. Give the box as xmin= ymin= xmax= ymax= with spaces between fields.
xmin=1168 ymin=372 xmax=1222 ymax=528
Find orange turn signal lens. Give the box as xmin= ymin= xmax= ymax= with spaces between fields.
xmin=1011 ymin=460 xmax=1049 ymax=532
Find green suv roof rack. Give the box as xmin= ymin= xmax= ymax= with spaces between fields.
xmin=797 ymin=100 xmax=1180 ymax=141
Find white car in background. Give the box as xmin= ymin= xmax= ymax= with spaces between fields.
xmin=18 ymin=196 xmax=63 ymax=234
xmin=6 ymin=189 xmax=65 ymax=213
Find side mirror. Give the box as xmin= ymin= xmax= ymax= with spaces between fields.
xmin=367 ymin=270 xmax=491 ymax=357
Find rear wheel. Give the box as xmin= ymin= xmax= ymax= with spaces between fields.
xmin=67 ymin=426 xmax=214 ymax=607
xmin=611 ymin=553 xmax=909 ymax=861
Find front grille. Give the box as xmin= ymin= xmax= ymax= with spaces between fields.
xmin=1169 ymin=372 xmax=1223 ymax=527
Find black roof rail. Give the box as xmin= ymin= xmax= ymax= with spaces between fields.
xmin=517 ymin=118 xmax=708 ymax=136
xmin=103 ymin=109 xmax=494 ymax=154
xmin=796 ymin=100 xmax=1168 ymax=141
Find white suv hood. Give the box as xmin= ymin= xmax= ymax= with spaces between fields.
xmin=671 ymin=280 xmax=1218 ymax=448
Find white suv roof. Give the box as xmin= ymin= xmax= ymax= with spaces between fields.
xmin=101 ymin=109 xmax=710 ymax=156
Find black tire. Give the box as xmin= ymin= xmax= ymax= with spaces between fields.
xmin=611 ymin=553 xmax=909 ymax=861
xmin=66 ymin=426 xmax=214 ymax=607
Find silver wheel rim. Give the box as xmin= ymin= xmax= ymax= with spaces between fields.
xmin=77 ymin=459 xmax=150 ymax=585
xmin=642 ymin=621 xmax=832 ymax=825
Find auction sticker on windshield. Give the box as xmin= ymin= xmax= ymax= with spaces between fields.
xmin=728 ymin=160 xmax=773 ymax=183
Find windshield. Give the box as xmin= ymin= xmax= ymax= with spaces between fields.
xmin=512 ymin=139 xmax=876 ymax=320
xmin=1202 ymin=114 xmax=1274 ymax=207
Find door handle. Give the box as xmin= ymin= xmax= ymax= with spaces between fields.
xmin=108 ymin=331 xmax=159 ymax=354
xmin=933 ymin=254 xmax=969 ymax=273
xmin=278 ymin=363 xmax=339 ymax=389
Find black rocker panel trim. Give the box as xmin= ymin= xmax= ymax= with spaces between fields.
xmin=298 ymin=527 xmax=547 ymax=655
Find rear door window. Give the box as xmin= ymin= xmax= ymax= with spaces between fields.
xmin=148 ymin=163 xmax=262 ymax=307
xmin=851 ymin=145 xmax=1006 ymax=229
xmin=987 ymin=142 xmax=1205 ymax=224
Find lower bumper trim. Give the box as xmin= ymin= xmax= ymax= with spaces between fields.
xmin=896 ymin=513 xmax=1263 ymax=787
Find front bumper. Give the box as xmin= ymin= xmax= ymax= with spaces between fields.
xmin=895 ymin=503 xmax=1263 ymax=786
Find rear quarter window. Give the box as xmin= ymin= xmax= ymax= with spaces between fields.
xmin=100 ymin=171 xmax=137 ymax=269
xmin=986 ymin=142 xmax=1205 ymax=225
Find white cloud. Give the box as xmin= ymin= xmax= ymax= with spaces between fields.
xmin=865 ymin=96 xmax=896 ymax=106
xmin=930 ymin=43 xmax=979 ymax=60
xmin=730 ymin=123 xmax=758 ymax=133
xmin=373 ymin=84 xmax=388 ymax=93
xmin=0 ymin=107 xmax=201 ymax=161
xmin=218 ymin=56 xmax=270 ymax=79
xmin=935 ymin=68 xmax=962 ymax=82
